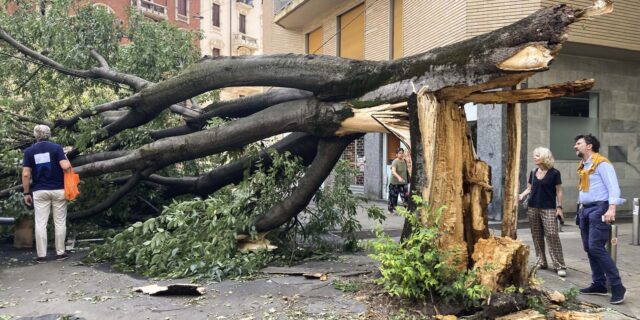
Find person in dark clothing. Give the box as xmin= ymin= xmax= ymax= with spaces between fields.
xmin=519 ymin=147 xmax=566 ymax=277
xmin=388 ymin=148 xmax=409 ymax=213
xmin=22 ymin=125 xmax=72 ymax=263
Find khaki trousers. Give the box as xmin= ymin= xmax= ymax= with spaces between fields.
xmin=33 ymin=189 xmax=67 ymax=257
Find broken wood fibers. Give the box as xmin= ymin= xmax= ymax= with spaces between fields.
xmin=415 ymin=89 xmax=528 ymax=288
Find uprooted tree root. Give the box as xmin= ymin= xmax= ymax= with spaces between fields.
xmin=339 ymin=273 xmax=605 ymax=319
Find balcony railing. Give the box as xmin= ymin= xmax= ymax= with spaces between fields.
xmin=133 ymin=0 xmax=167 ymax=19
xmin=232 ymin=33 xmax=258 ymax=50
xmin=273 ymin=0 xmax=292 ymax=14
xmin=236 ymin=0 xmax=253 ymax=6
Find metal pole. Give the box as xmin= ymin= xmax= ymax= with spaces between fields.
xmin=632 ymin=198 xmax=639 ymax=245
xmin=0 ymin=217 xmax=16 ymax=225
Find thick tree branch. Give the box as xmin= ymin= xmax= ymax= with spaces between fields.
xmin=0 ymin=185 xmax=21 ymax=198
xmin=147 ymin=133 xmax=320 ymax=197
xmin=0 ymin=107 xmax=54 ymax=127
xmin=150 ymin=88 xmax=313 ymax=140
xmin=54 ymin=94 xmax=141 ymax=128
xmin=0 ymin=28 xmax=148 ymax=90
xmin=461 ymin=79 xmax=594 ymax=104
xmin=253 ymin=135 xmax=359 ymax=232
xmin=71 ymin=150 xmax=130 ymax=167
xmin=75 ymin=99 xmax=354 ymax=176
xmin=68 ymin=169 xmax=153 ymax=220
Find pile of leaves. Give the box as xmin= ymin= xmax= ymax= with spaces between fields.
xmin=89 ymin=153 xmax=384 ymax=280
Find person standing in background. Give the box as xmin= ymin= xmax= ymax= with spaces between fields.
xmin=573 ymin=134 xmax=626 ymax=304
xmin=22 ymin=125 xmax=72 ymax=263
xmin=388 ymin=148 xmax=409 ymax=214
xmin=518 ymin=147 xmax=567 ymax=277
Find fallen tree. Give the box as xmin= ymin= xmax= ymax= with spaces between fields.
xmin=0 ymin=0 xmax=612 ymax=288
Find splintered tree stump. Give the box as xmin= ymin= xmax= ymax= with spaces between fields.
xmin=496 ymin=309 xmax=545 ymax=320
xmin=471 ymin=237 xmax=529 ymax=291
xmin=554 ymin=311 xmax=602 ymax=320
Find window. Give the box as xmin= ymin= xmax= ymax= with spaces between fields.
xmin=239 ymin=14 xmax=246 ymax=34
xmin=212 ymin=3 xmax=220 ymax=27
xmin=338 ymin=4 xmax=364 ymax=59
xmin=306 ymin=27 xmax=323 ymax=54
xmin=550 ymin=92 xmax=599 ymax=159
xmin=211 ymin=48 xmax=220 ymax=57
xmin=177 ymin=0 xmax=187 ymax=16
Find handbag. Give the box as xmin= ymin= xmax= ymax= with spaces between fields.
xmin=64 ymin=168 xmax=80 ymax=201
xmin=521 ymin=169 xmax=535 ymax=210
xmin=522 ymin=193 xmax=530 ymax=210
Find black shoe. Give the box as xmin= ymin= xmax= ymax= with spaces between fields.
xmin=55 ymin=253 xmax=69 ymax=261
xmin=579 ymin=283 xmax=608 ymax=296
xmin=610 ymin=285 xmax=626 ymax=304
xmin=35 ymin=257 xmax=46 ymax=264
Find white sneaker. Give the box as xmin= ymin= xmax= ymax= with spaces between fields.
xmin=557 ymin=269 xmax=567 ymax=277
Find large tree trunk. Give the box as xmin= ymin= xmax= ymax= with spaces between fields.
xmin=0 ymin=1 xmax=613 ymax=262
xmin=408 ymin=88 xmax=529 ymax=289
xmin=502 ymin=102 xmax=523 ymax=238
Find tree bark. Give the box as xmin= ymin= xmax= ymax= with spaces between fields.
xmin=253 ymin=135 xmax=359 ymax=232
xmin=502 ymin=103 xmax=522 ymax=238
xmin=148 ymin=133 xmax=320 ymax=197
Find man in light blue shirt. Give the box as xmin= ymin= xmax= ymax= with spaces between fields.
xmin=574 ymin=134 xmax=626 ymax=304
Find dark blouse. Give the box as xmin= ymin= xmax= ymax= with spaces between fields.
xmin=527 ymin=168 xmax=562 ymax=209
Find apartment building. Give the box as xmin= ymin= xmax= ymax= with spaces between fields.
xmin=264 ymin=0 xmax=640 ymax=219
xmin=94 ymin=0 xmax=201 ymax=30
xmin=198 ymin=0 xmax=263 ymax=100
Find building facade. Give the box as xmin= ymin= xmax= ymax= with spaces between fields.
xmin=198 ymin=0 xmax=263 ymax=100
xmin=94 ymin=0 xmax=265 ymax=101
xmin=265 ymin=0 xmax=640 ymax=218
xmin=94 ymin=0 xmax=201 ymax=30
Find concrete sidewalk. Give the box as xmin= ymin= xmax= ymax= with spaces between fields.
xmin=519 ymin=221 xmax=640 ymax=319
xmin=356 ymin=200 xmax=640 ymax=319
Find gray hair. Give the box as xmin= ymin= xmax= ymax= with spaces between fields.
xmin=533 ymin=146 xmax=555 ymax=169
xmin=33 ymin=125 xmax=51 ymax=141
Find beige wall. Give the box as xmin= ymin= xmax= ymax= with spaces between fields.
xmin=403 ymin=0 xmax=467 ymax=56
xmin=263 ymin=0 xmax=304 ymax=54
xmin=526 ymin=54 xmax=640 ymax=212
xmin=364 ymin=0 xmax=391 ymax=61
xmin=543 ymin=0 xmax=640 ymax=52
xmin=467 ymin=0 xmax=540 ymax=38
xmin=267 ymin=0 xmax=640 ymax=57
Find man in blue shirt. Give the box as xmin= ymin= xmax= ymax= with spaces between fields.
xmin=574 ymin=134 xmax=626 ymax=304
xmin=22 ymin=125 xmax=71 ymax=263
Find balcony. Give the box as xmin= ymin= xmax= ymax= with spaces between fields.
xmin=274 ymin=0 xmax=342 ymax=29
xmin=232 ymin=33 xmax=259 ymax=50
xmin=236 ymin=0 xmax=253 ymax=7
xmin=133 ymin=0 xmax=167 ymax=20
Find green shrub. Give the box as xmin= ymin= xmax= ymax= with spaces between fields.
xmin=88 ymin=153 xmax=384 ymax=280
xmin=561 ymin=286 xmax=579 ymax=305
xmin=332 ymin=279 xmax=361 ymax=293
xmin=88 ymin=151 xmax=305 ymax=280
xmin=369 ymin=196 xmax=488 ymax=308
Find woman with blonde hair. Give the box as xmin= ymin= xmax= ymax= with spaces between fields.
xmin=518 ymin=147 xmax=567 ymax=277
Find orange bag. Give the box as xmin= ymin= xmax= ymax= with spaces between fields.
xmin=64 ymin=168 xmax=80 ymax=201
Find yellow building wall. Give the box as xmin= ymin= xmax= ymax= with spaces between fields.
xmin=543 ymin=0 xmax=640 ymax=51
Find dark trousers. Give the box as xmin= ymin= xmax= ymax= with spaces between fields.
xmin=388 ymin=184 xmax=408 ymax=211
xmin=578 ymin=202 xmax=622 ymax=287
